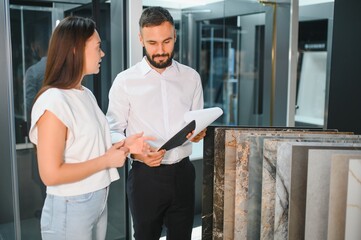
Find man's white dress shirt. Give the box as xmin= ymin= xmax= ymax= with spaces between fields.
xmin=106 ymin=57 xmax=204 ymax=164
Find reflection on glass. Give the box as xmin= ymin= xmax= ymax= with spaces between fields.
xmin=9 ymin=6 xmax=52 ymax=240
xmin=199 ymin=22 xmax=241 ymax=125
xmin=11 ymin=8 xmax=52 ymax=145
xmin=198 ymin=9 xmax=266 ymax=126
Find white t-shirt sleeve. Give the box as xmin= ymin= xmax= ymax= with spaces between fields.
xmin=29 ymin=89 xmax=73 ymax=145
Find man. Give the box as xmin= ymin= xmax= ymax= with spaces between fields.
xmin=106 ymin=6 xmax=206 ymax=240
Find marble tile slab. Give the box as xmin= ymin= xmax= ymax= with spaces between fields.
xmin=275 ymin=142 xmax=361 ymax=240
xmin=202 ymin=126 xmax=352 ymax=240
xmin=235 ymin=129 xmax=292 ymax=240
xmin=202 ymin=126 xmax=217 ymax=240
xmin=328 ymin=155 xmax=361 ymax=240
xmin=236 ymin=130 xmax=296 ymax=240
xmin=261 ymin=136 xmax=361 ymax=240
xmin=261 ymin=139 xmax=279 ymax=239
xmin=345 ymin=159 xmax=361 ymax=240
xmin=203 ymin=126 xmax=255 ymax=240
xmin=234 ymin=133 xmax=250 ymax=239
xmin=223 ymin=130 xmax=238 ymax=240
xmin=211 ymin=128 xmax=283 ymax=239
xmin=213 ymin=127 xmax=286 ymax=239
xmin=213 ymin=128 xmax=226 ymax=240
xmin=205 ymin=127 xmax=275 ymax=239
xmin=214 ymin=128 xmax=274 ymax=239
xmin=305 ymin=149 xmax=361 ymax=240
xmin=234 ymin=130 xmax=355 ymax=240
xmin=231 ymin=129 xmax=352 ymax=239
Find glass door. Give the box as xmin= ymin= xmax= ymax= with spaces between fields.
xmin=199 ymin=22 xmax=241 ymax=125
xmin=8 ymin=5 xmax=53 ymax=239
xmin=4 ymin=1 xmax=129 ymax=239
xmin=195 ymin=1 xmax=267 ymax=126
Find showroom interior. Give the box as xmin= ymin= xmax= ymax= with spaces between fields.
xmin=1 ymin=0 xmax=361 ymax=239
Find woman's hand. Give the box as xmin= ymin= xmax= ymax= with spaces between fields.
xmin=123 ymin=132 xmax=155 ymax=154
xmin=104 ymin=141 xmax=129 ymax=168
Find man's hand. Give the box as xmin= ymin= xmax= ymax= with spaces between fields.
xmin=187 ymin=128 xmax=207 ymax=143
xmin=132 ymin=147 xmax=166 ymax=167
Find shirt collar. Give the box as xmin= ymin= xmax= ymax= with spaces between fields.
xmin=139 ymin=56 xmax=180 ymax=75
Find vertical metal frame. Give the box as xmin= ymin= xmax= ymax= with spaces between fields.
xmin=111 ymin=1 xmax=142 ymax=239
xmin=287 ymin=0 xmax=299 ymax=127
xmin=323 ymin=18 xmax=333 ymax=130
xmin=262 ymin=1 xmax=292 ymax=127
xmin=0 ymin=0 xmax=21 ymax=239
xmin=111 ymin=0 xmax=126 ymax=79
xmin=127 ymin=0 xmax=142 ymax=67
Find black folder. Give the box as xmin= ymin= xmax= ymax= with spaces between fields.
xmin=158 ymin=120 xmax=196 ymax=151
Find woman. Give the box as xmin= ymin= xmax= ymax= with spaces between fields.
xmin=29 ymin=16 xmax=149 ymax=239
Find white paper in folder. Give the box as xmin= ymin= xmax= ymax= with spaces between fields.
xmin=157 ymin=107 xmax=223 ymax=151
xmin=184 ymin=107 xmax=223 ymax=140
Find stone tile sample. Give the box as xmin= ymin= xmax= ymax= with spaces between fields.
xmin=235 ymin=129 xmax=292 ymax=239
xmin=213 ymin=128 xmax=226 ymax=240
xmin=261 ymin=139 xmax=281 ymax=239
xmin=305 ymin=149 xmax=361 ymax=240
xmin=208 ymin=127 xmax=262 ymax=239
xmin=223 ymin=130 xmax=238 ymax=240
xmin=214 ymin=128 xmax=273 ymax=239
xmin=345 ymin=159 xmax=361 ymax=240
xmin=236 ymin=130 xmax=290 ymax=240
xmin=234 ymin=133 xmax=250 ymax=239
xmin=328 ymin=155 xmax=361 ymax=240
xmin=211 ymin=128 xmax=282 ymax=239
xmin=203 ymin=126 xmax=252 ymax=240
xmin=213 ymin=127 xmax=283 ymax=239
xmin=262 ymin=136 xmax=360 ymax=239
xmin=234 ymin=130 xmax=352 ymax=240
xmin=202 ymin=126 xmax=353 ymax=240
xmin=202 ymin=125 xmax=217 ymax=240
xmin=275 ymin=141 xmax=361 ymax=240
xmin=235 ymin=129 xmax=356 ymax=239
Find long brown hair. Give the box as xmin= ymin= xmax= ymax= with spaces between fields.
xmin=34 ymin=16 xmax=96 ymax=101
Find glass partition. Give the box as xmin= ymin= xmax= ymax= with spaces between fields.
xmin=9 ymin=5 xmax=54 ymax=239
xmin=198 ymin=11 xmax=267 ymax=126
xmin=184 ymin=0 xmax=333 ymax=128
xmin=0 ymin=0 xmax=18 ymax=238
xmin=7 ymin=1 xmax=128 ymax=239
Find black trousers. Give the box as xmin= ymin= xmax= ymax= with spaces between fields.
xmin=127 ymin=157 xmax=195 ymax=240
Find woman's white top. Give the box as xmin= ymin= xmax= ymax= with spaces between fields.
xmin=29 ymin=87 xmax=120 ymax=197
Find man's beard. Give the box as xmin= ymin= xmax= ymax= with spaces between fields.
xmin=145 ymin=50 xmax=174 ymax=69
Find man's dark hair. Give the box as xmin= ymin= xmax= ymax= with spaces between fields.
xmin=139 ymin=6 xmax=174 ymax=28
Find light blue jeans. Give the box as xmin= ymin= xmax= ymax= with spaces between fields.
xmin=40 ymin=187 xmax=109 ymax=240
